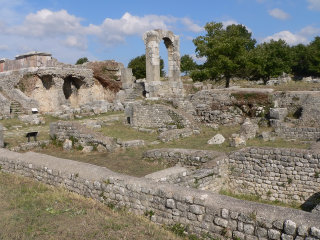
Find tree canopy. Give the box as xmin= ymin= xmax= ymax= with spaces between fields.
xmin=75 ymin=57 xmax=89 ymax=65
xmin=128 ymin=54 xmax=165 ymax=79
xmin=247 ymin=39 xmax=292 ymax=83
xmin=193 ymin=22 xmax=256 ymax=87
xmin=180 ymin=54 xmax=197 ymax=75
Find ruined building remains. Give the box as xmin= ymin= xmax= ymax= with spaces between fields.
xmin=143 ymin=29 xmax=184 ymax=98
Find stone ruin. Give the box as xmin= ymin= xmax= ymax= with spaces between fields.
xmin=143 ymin=29 xmax=184 ymax=98
xmin=0 ymin=30 xmax=320 ymax=239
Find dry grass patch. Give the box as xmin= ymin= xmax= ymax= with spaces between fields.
xmin=0 ymin=172 xmax=185 ymax=240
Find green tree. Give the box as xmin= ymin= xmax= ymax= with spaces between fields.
xmin=247 ymin=39 xmax=292 ymax=84
xmin=193 ymin=22 xmax=256 ymax=87
xmin=180 ymin=54 xmax=197 ymax=75
xmin=128 ymin=55 xmax=165 ymax=79
xmin=75 ymin=57 xmax=89 ymax=65
xmin=291 ymin=44 xmax=312 ymax=77
xmin=308 ymin=36 xmax=320 ymax=77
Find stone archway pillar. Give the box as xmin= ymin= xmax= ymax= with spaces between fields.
xmin=144 ymin=31 xmax=161 ymax=83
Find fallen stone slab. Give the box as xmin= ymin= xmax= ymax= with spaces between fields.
xmin=207 ymin=134 xmax=225 ymax=145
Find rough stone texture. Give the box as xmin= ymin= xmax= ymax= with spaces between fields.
xmin=0 ymin=124 xmax=4 ymax=148
xmin=240 ymin=118 xmax=258 ymax=140
xmin=207 ymin=134 xmax=225 ymax=145
xmin=228 ymin=147 xmax=320 ymax=203
xmin=144 ymin=148 xmax=227 ymax=167
xmin=0 ymin=148 xmax=319 ymax=240
xmin=63 ymin=139 xmax=73 ymax=151
xmin=0 ymin=92 xmax=10 ymax=115
xmin=158 ymin=128 xmax=194 ymax=142
xmin=143 ymin=29 xmax=184 ymax=98
xmin=125 ymin=102 xmax=197 ymax=130
xmin=275 ymin=124 xmax=320 ymax=140
xmin=143 ymin=29 xmax=180 ymax=83
xmin=50 ymin=121 xmax=118 ymax=151
xmin=229 ymin=134 xmax=246 ymax=147
xmin=120 ymin=140 xmax=145 ymax=148
xmin=18 ymin=114 xmax=45 ymax=125
xmin=312 ymin=203 xmax=320 ymax=214
xmin=144 ymin=148 xmax=228 ymax=191
xmin=269 ymin=108 xmax=288 ymax=121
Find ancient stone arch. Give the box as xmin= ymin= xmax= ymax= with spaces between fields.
xmin=143 ymin=29 xmax=181 ymax=83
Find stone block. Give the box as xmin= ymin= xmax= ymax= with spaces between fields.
xmin=270 ymin=108 xmax=288 ymax=121
xmin=207 ymin=134 xmax=225 ymax=145
xmin=63 ymin=139 xmax=72 ymax=151
xmin=283 ymin=220 xmax=296 ymax=235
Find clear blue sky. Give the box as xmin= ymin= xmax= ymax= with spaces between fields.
xmin=0 ymin=0 xmax=319 ymax=67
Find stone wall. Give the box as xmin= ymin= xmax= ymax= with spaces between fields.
xmin=0 ymin=149 xmax=319 ymax=240
xmin=275 ymin=124 xmax=320 ymax=140
xmin=190 ymin=89 xmax=273 ymax=125
xmin=144 ymin=148 xmax=228 ymax=192
xmin=0 ymin=92 xmax=10 ymax=115
xmin=228 ymin=147 xmax=320 ymax=204
xmin=50 ymin=121 xmax=118 ymax=151
xmin=126 ymin=102 xmax=195 ymax=129
xmin=144 ymin=148 xmax=227 ymax=167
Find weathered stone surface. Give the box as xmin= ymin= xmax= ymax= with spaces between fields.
xmin=270 ymin=108 xmax=288 ymax=121
xmin=284 ymin=220 xmax=296 ymax=235
xmin=0 ymin=148 xmax=320 ymax=240
xmin=0 ymin=124 xmax=3 ymax=148
xmin=82 ymin=146 xmax=93 ymax=153
xmin=18 ymin=114 xmax=45 ymax=125
xmin=120 ymin=140 xmax=145 ymax=148
xmin=207 ymin=134 xmax=225 ymax=145
xmin=229 ymin=134 xmax=246 ymax=147
xmin=240 ymin=118 xmax=258 ymax=140
xmin=63 ymin=139 xmax=72 ymax=151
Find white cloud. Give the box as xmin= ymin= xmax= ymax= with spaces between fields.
xmin=299 ymin=25 xmax=320 ymax=36
xmin=307 ymin=0 xmax=320 ymax=10
xmin=222 ymin=20 xmax=239 ymax=28
xmin=268 ymin=8 xmax=290 ymax=20
xmin=64 ymin=36 xmax=87 ymax=50
xmin=180 ymin=18 xmax=203 ymax=32
xmin=262 ymin=30 xmax=308 ymax=45
xmin=8 ymin=9 xmax=83 ymax=37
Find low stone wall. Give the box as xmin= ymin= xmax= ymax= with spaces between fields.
xmin=275 ymin=125 xmax=320 ymax=140
xmin=146 ymin=167 xmax=224 ymax=192
xmin=228 ymin=147 xmax=320 ymax=204
xmin=50 ymin=121 xmax=118 ymax=151
xmin=0 ymin=93 xmax=10 ymax=115
xmin=144 ymin=148 xmax=227 ymax=167
xmin=0 ymin=149 xmax=319 ymax=239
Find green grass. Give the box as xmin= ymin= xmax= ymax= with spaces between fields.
xmin=36 ymin=123 xmax=310 ymax=177
xmin=0 ymin=172 xmax=186 ymax=240
xmin=99 ymin=120 xmax=158 ymax=142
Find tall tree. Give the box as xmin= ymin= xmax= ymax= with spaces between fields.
xmin=193 ymin=22 xmax=256 ymax=87
xmin=291 ymin=44 xmax=312 ymax=77
xmin=128 ymin=55 xmax=165 ymax=79
xmin=247 ymin=39 xmax=292 ymax=84
xmin=180 ymin=54 xmax=197 ymax=75
xmin=308 ymin=36 xmax=320 ymax=77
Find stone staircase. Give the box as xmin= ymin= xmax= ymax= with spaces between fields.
xmin=10 ymin=101 xmax=24 ymax=115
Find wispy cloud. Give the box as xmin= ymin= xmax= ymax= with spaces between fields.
xmin=307 ymin=0 xmax=320 ymax=11
xmin=268 ymin=8 xmax=290 ymax=20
